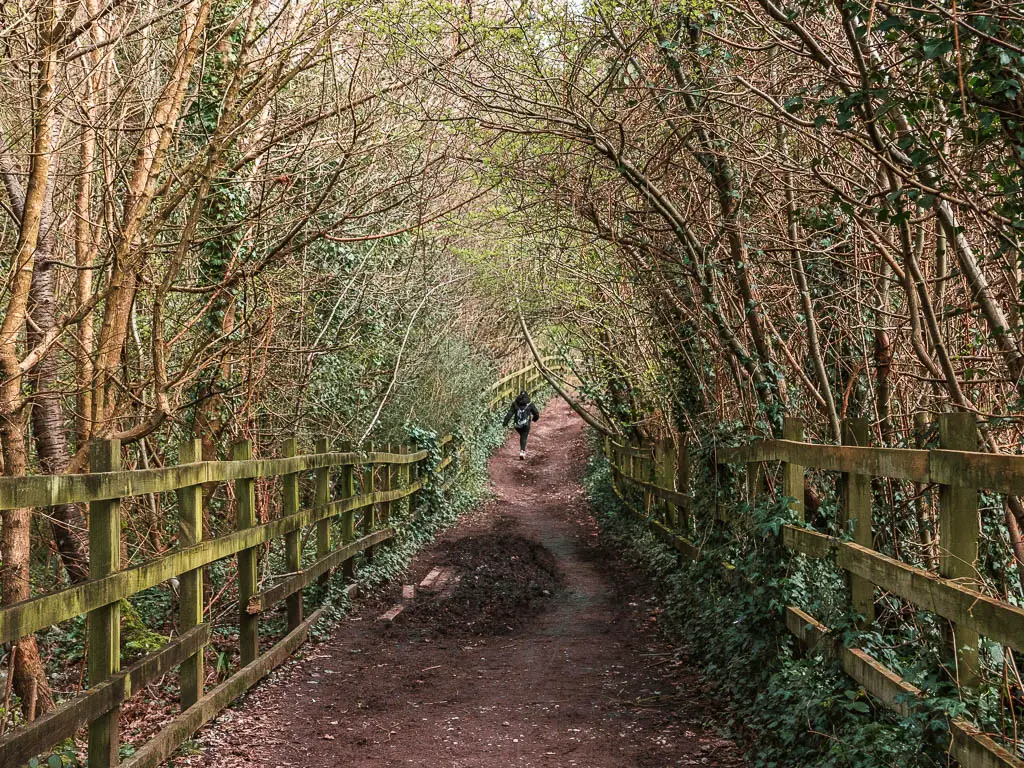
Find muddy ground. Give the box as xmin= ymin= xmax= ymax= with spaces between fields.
xmin=184 ymin=399 xmax=746 ymax=767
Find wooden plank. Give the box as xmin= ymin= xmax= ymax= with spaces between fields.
xmin=938 ymin=413 xmax=981 ymax=687
xmin=378 ymin=605 xmax=405 ymax=622
xmin=717 ymin=441 xmax=929 ymax=482
xmin=176 ymin=439 xmax=204 ymax=710
xmin=122 ymin=608 xmax=325 ymax=768
xmin=0 ymin=625 xmax=210 ymax=768
xmin=0 ymin=449 xmax=429 ymax=512
xmin=784 ymin=606 xmax=834 ymax=655
xmin=615 ymin=473 xmax=689 ymax=508
xmin=282 ymin=438 xmax=303 ymax=630
xmin=842 ymin=646 xmax=921 ymax=716
xmin=649 ymin=520 xmax=699 ymax=560
xmin=87 ymin=438 xmax=121 ymax=768
xmin=484 ymin=359 xmax=562 ymax=404
xmin=234 ymin=440 xmax=259 ymax=666
xmin=949 ymin=719 xmax=1024 ymax=768
xmin=930 ymin=450 xmax=1024 ymax=497
xmin=609 ymin=442 xmax=653 ymax=460
xmin=248 ymin=529 xmax=395 ymax=613
xmin=782 ymin=524 xmax=835 ymax=559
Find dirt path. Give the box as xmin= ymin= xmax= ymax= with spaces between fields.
xmin=187 ymin=399 xmax=746 ymax=767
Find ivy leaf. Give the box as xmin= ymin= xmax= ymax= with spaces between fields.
xmin=922 ymin=39 xmax=954 ymax=59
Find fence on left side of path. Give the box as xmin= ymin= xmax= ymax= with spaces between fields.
xmin=0 ymin=357 xmax=562 ymax=768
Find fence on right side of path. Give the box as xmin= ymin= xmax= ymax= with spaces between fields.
xmin=603 ymin=415 xmax=1024 ymax=768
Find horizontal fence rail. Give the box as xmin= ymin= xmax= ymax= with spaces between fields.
xmin=603 ymin=414 xmax=1024 ymax=768
xmin=0 ymin=359 xmax=557 ymax=768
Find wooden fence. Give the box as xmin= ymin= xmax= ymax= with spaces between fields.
xmin=604 ymin=415 xmax=1024 ymax=768
xmin=0 ymin=358 xmax=556 ymax=768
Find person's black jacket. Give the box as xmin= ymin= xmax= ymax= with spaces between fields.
xmin=503 ymin=392 xmax=540 ymax=429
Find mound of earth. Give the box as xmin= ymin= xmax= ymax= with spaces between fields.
xmin=399 ymin=529 xmax=561 ymax=636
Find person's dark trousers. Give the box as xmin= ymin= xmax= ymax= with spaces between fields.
xmin=516 ymin=425 xmax=530 ymax=451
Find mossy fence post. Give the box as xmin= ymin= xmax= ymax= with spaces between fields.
xmin=782 ymin=417 xmax=805 ymax=520
xmin=841 ymin=418 xmax=874 ymax=627
xmin=282 ymin=437 xmax=302 ymax=630
xmin=340 ymin=440 xmax=356 ymax=580
xmin=314 ymin=438 xmax=331 ymax=588
xmin=177 ymin=438 xmax=204 ymax=709
xmin=234 ymin=439 xmax=259 ymax=665
xmin=937 ymin=412 xmax=980 ymax=687
xmin=382 ymin=444 xmax=394 ymax=526
xmin=408 ymin=439 xmax=420 ymax=518
xmin=643 ymin=443 xmax=654 ymax=517
xmin=401 ymin=448 xmax=409 ymax=520
xmin=87 ymin=438 xmax=121 ymax=768
xmin=362 ymin=443 xmax=376 ymax=561
xmin=675 ymin=433 xmax=690 ymax=535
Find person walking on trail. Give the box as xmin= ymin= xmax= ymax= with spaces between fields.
xmin=503 ymin=390 xmax=540 ymax=459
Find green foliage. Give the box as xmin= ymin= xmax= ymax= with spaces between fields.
xmin=27 ymin=743 xmax=80 ymax=768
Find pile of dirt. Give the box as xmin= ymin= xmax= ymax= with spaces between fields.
xmin=399 ymin=528 xmax=561 ymax=637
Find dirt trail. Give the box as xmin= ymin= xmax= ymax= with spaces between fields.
xmin=187 ymin=399 xmax=746 ymax=767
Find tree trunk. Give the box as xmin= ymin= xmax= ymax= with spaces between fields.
xmin=28 ymin=237 xmax=90 ymax=584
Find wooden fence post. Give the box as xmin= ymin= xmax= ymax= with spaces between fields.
xmin=782 ymin=417 xmax=805 ymax=521
xmin=88 ymin=438 xmax=121 ymax=768
xmin=233 ymin=439 xmax=259 ymax=666
xmin=841 ymin=418 xmax=874 ymax=627
xmin=937 ymin=412 xmax=980 ymax=687
xmin=363 ymin=443 xmax=376 ymax=561
xmin=654 ymin=440 xmax=667 ymax=524
xmin=662 ymin=438 xmax=675 ymax=525
xmin=314 ymin=438 xmax=331 ymax=588
xmin=643 ymin=443 xmax=654 ymax=517
xmin=744 ymin=427 xmax=762 ymax=508
xmin=913 ymin=412 xmax=939 ymax=572
xmin=177 ymin=438 xmax=204 ymax=710
xmin=399 ymin=445 xmax=409 ymax=517
xmin=340 ymin=440 xmax=356 ymax=580
xmin=408 ymin=440 xmax=420 ymax=518
xmin=282 ymin=437 xmax=302 ymax=630
xmin=676 ymin=433 xmax=690 ymax=534
xmin=382 ymin=444 xmax=394 ymax=526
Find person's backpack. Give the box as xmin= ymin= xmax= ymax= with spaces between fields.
xmin=514 ymin=404 xmax=532 ymax=429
